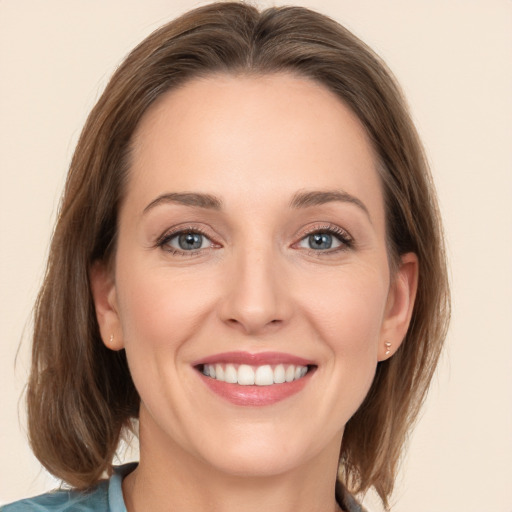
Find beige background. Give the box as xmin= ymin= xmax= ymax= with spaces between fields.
xmin=1 ymin=1 xmax=511 ymax=510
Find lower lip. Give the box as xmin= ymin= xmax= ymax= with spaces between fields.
xmin=198 ymin=371 xmax=313 ymax=406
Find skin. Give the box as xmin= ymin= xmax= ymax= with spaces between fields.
xmin=91 ymin=73 xmax=418 ymax=512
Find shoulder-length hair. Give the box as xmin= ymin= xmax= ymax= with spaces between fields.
xmin=27 ymin=2 xmax=450 ymax=508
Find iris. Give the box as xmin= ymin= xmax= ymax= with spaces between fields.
xmin=309 ymin=233 xmax=333 ymax=250
xmin=179 ymin=233 xmax=203 ymax=250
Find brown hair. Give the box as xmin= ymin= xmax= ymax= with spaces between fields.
xmin=27 ymin=2 xmax=449 ymax=508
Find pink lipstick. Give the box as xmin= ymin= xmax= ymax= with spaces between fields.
xmin=193 ymin=351 xmax=316 ymax=406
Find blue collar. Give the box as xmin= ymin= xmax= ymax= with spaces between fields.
xmin=108 ymin=463 xmax=138 ymax=512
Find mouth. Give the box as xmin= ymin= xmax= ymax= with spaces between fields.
xmin=197 ymin=363 xmax=314 ymax=386
xmin=192 ymin=352 xmax=317 ymax=406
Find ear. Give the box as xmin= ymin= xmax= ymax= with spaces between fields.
xmin=89 ymin=261 xmax=124 ymax=351
xmin=378 ymin=252 xmax=419 ymax=361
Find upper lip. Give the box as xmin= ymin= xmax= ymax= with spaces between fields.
xmin=192 ymin=351 xmax=316 ymax=367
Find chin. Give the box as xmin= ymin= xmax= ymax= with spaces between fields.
xmin=189 ymin=422 xmax=341 ymax=479
xmin=202 ymin=446 xmax=310 ymax=478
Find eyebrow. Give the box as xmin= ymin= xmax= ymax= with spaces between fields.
xmin=143 ymin=192 xmax=223 ymax=214
xmin=289 ymin=189 xmax=371 ymax=220
xmin=142 ymin=189 xmax=370 ymax=221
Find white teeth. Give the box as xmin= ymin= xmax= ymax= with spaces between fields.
xmin=254 ymin=365 xmax=274 ymax=386
xmin=238 ymin=364 xmax=255 ymax=385
xmin=224 ymin=364 xmax=237 ymax=383
xmin=274 ymin=364 xmax=285 ymax=384
xmin=285 ymin=365 xmax=295 ymax=382
xmin=202 ymin=363 xmax=310 ymax=386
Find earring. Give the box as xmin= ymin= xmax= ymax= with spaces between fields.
xmin=384 ymin=341 xmax=392 ymax=356
xmin=109 ymin=334 xmax=114 ymax=345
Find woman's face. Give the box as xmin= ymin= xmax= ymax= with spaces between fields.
xmin=93 ymin=73 xmax=416 ymax=477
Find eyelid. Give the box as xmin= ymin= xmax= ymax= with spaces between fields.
xmin=154 ymin=224 xmax=221 ymax=254
xmin=153 ymin=221 xmax=353 ymax=256
xmin=300 ymin=222 xmax=353 ymax=240
xmin=298 ymin=223 xmax=353 ymax=242
xmin=293 ymin=223 xmax=354 ymax=253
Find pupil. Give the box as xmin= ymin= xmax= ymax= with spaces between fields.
xmin=179 ymin=233 xmax=202 ymax=250
xmin=309 ymin=233 xmax=332 ymax=250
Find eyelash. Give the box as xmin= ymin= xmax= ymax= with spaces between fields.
xmin=155 ymin=223 xmax=354 ymax=257
xmin=155 ymin=226 xmax=217 ymax=256
xmin=296 ymin=223 xmax=354 ymax=256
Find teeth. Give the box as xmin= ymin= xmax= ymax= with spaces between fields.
xmin=238 ymin=364 xmax=255 ymax=385
xmin=202 ymin=363 xmax=309 ymax=386
xmin=274 ymin=364 xmax=285 ymax=384
xmin=254 ymin=365 xmax=273 ymax=386
xmin=224 ymin=364 xmax=237 ymax=383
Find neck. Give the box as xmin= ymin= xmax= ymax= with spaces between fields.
xmin=123 ymin=408 xmax=343 ymax=512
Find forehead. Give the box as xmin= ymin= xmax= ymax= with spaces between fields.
xmin=125 ymin=73 xmax=384 ymax=222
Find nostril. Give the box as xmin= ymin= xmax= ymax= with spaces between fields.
xmin=223 ymin=317 xmax=283 ymax=336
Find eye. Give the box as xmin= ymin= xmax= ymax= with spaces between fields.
xmin=158 ymin=229 xmax=215 ymax=254
xmin=173 ymin=232 xmax=208 ymax=250
xmin=296 ymin=225 xmax=353 ymax=253
xmin=299 ymin=232 xmax=340 ymax=250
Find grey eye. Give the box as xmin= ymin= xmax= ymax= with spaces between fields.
xmin=168 ymin=232 xmax=209 ymax=251
xmin=308 ymin=233 xmax=333 ymax=250
xmin=298 ymin=232 xmax=342 ymax=251
xmin=180 ymin=233 xmax=203 ymax=250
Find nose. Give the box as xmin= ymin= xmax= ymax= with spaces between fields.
xmin=218 ymin=246 xmax=292 ymax=335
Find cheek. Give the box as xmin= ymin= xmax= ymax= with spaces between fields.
xmin=300 ymin=265 xmax=388 ymax=349
xmin=297 ymin=265 xmax=388 ymax=398
xmin=115 ymin=265 xmax=216 ymax=349
xmin=116 ymin=275 xmax=170 ymax=349
xmin=112 ymin=261 xmax=220 ymax=424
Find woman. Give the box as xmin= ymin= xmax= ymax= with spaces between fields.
xmin=3 ymin=2 xmax=449 ymax=511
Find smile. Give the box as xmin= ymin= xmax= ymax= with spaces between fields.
xmin=201 ymin=363 xmax=310 ymax=386
xmin=193 ymin=352 xmax=317 ymax=406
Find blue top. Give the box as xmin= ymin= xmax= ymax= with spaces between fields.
xmin=2 ymin=463 xmax=365 ymax=512
xmin=1 ymin=464 xmax=136 ymax=512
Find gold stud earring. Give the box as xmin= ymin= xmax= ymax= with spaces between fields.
xmin=384 ymin=341 xmax=392 ymax=356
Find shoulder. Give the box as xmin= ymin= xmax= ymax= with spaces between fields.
xmin=1 ymin=463 xmax=136 ymax=512
xmin=343 ymin=493 xmax=367 ymax=512
xmin=1 ymin=481 xmax=109 ymax=511
xmin=336 ymin=480 xmax=368 ymax=512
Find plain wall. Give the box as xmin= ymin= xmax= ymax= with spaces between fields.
xmin=1 ymin=1 xmax=511 ymax=510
